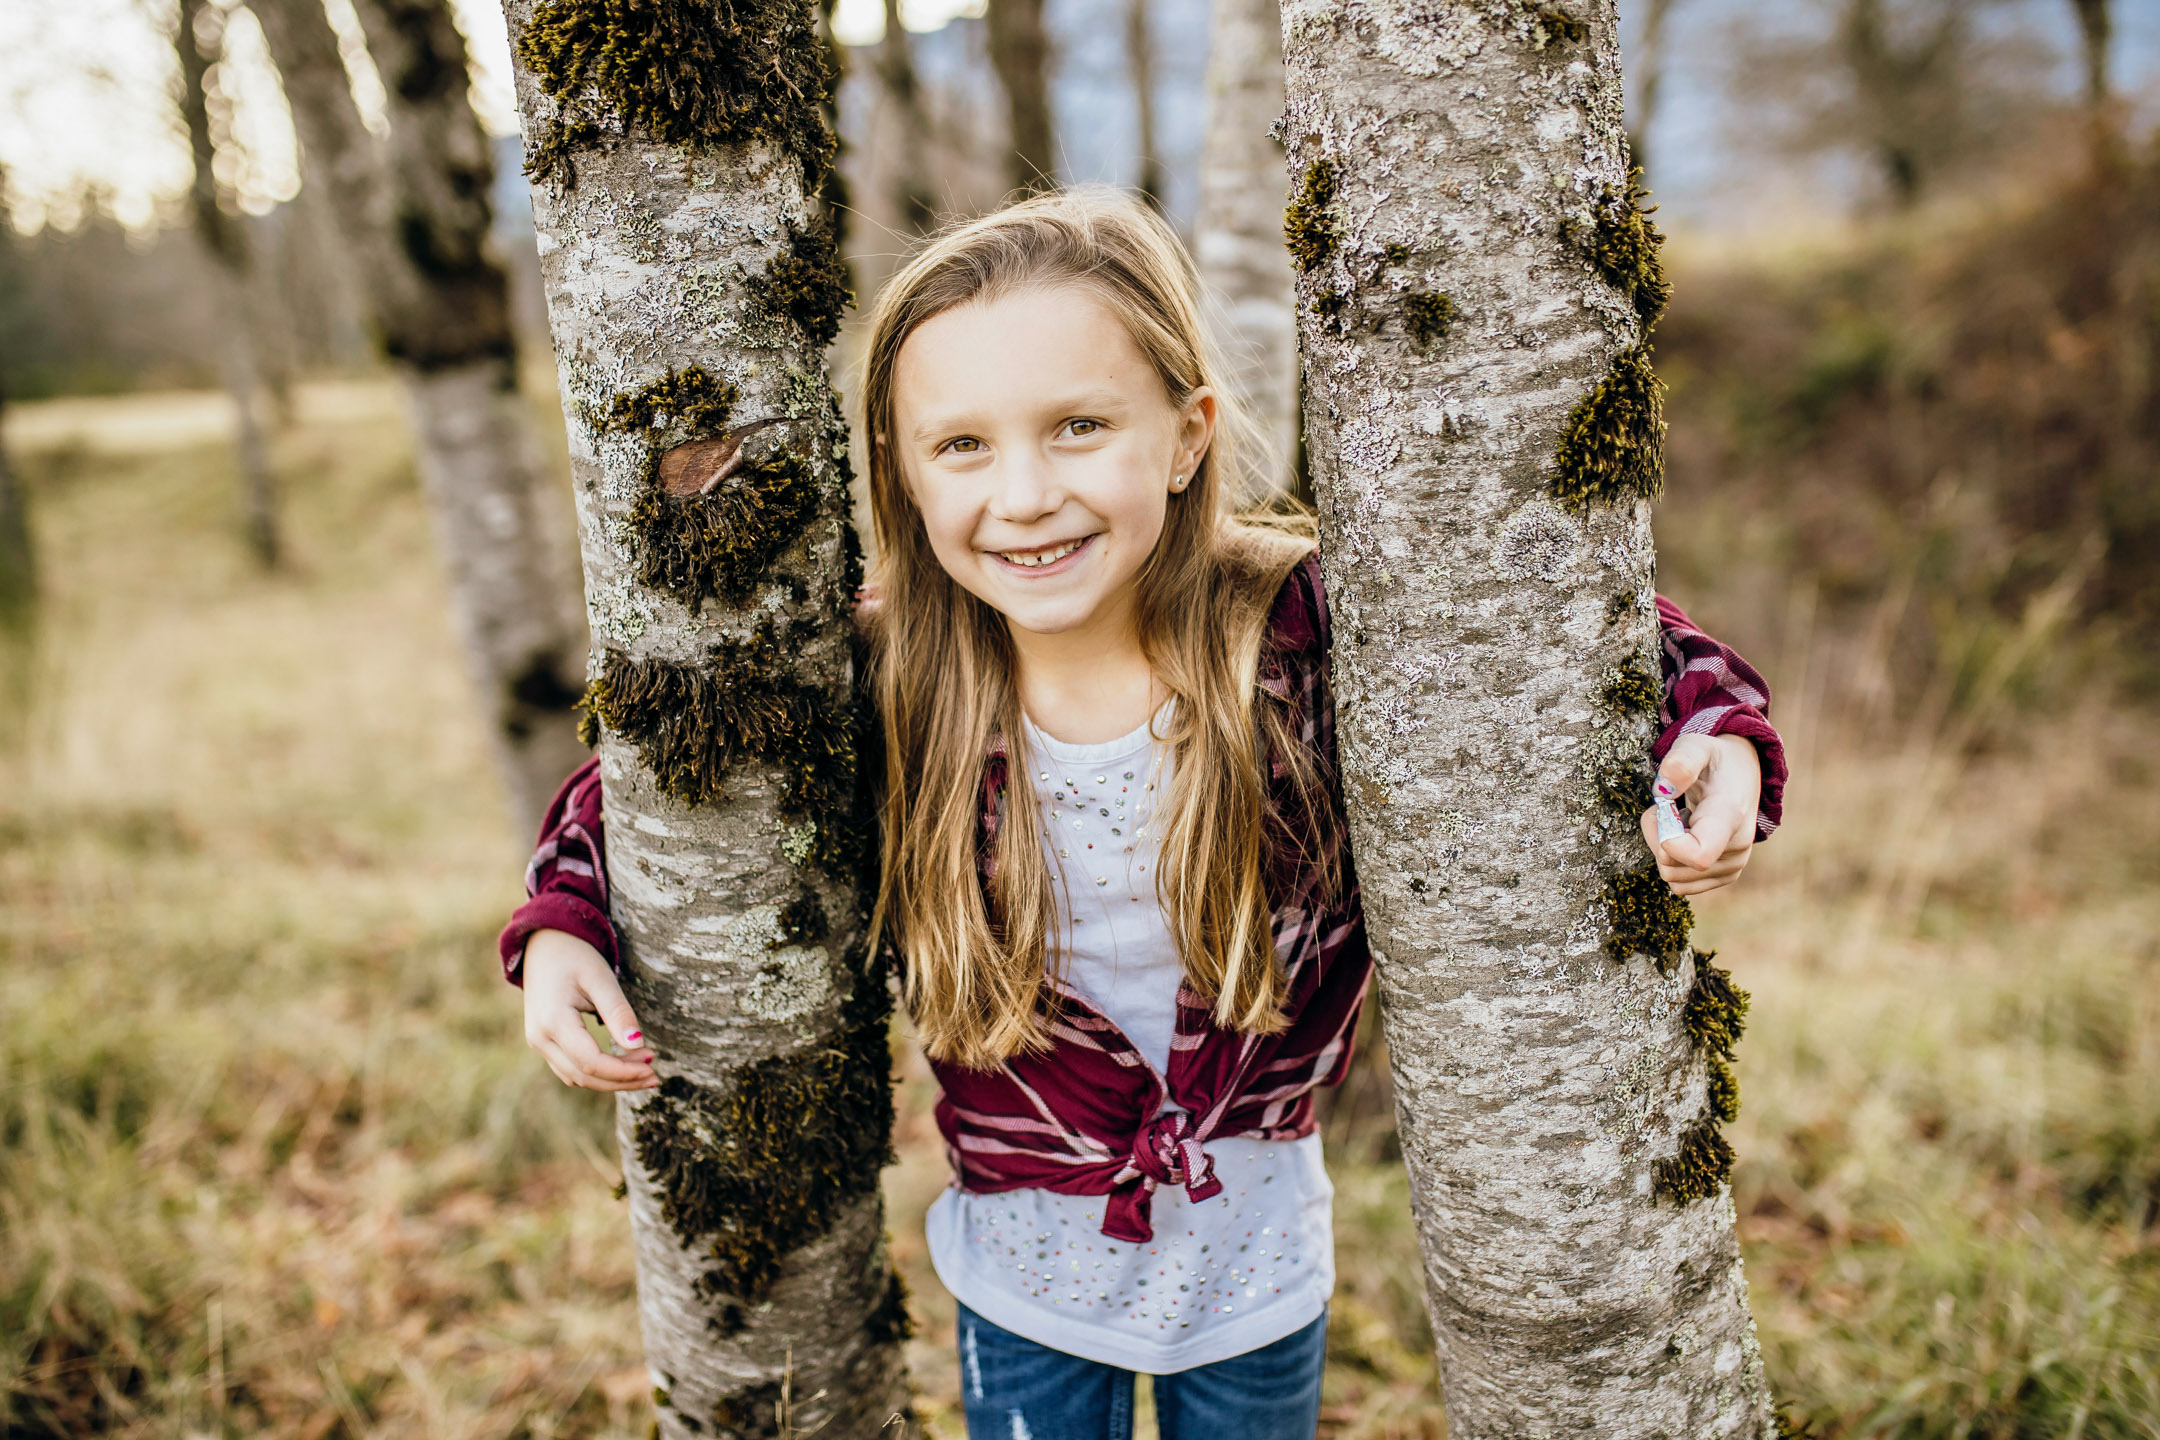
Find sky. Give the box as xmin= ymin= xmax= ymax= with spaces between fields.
xmin=1 ymin=0 xmax=2155 ymax=237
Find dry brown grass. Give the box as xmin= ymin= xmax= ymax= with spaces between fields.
xmin=1 ymin=375 xmax=2155 ymax=1439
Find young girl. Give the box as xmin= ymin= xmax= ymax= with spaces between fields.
xmin=502 ymin=192 xmax=1787 ymax=1440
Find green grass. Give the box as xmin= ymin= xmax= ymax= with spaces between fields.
xmin=1 ymin=379 xmax=2155 ymax=1438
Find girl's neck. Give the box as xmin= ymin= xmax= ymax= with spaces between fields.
xmin=1009 ymin=594 xmax=1160 ymax=746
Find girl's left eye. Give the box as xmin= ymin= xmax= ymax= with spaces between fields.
xmin=1067 ymin=419 xmax=1099 ymax=436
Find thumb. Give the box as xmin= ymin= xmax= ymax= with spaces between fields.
xmin=585 ymin=970 xmax=649 ymax=1054
xmin=1657 ymin=734 xmax=1712 ymax=801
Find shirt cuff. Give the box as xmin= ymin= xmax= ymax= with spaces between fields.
xmin=1650 ymin=706 xmax=1787 ymax=842
xmin=497 ymin=892 xmax=619 ymax=986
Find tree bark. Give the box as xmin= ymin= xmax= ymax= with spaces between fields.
xmin=177 ymin=0 xmax=280 ymax=568
xmin=253 ymin=0 xmax=590 ymax=834
xmin=498 ymin=3 xmax=911 ymax=1436
xmin=1195 ymin=0 xmax=1297 ymax=495
xmin=1280 ymin=1 xmax=1775 ymax=1434
xmin=986 ymin=0 xmax=1057 ymax=193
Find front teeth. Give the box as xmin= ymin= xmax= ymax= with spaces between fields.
xmin=1000 ymin=538 xmax=1084 ymax=568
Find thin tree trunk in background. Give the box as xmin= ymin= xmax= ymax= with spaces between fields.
xmin=177 ymin=0 xmax=280 ymax=567
xmin=878 ymin=0 xmax=938 ymax=233
xmin=1195 ymin=0 xmax=1295 ymax=494
xmin=2070 ymin=0 xmax=2115 ymax=160
xmin=253 ymin=0 xmax=590 ymax=835
xmin=1281 ymin=0 xmax=1775 ymax=1432
xmin=1127 ymin=0 xmax=1164 ymax=209
xmin=1627 ymin=0 xmax=1678 ymax=177
xmin=0 ymin=376 xmax=28 ymax=738
xmin=986 ymin=0 xmax=1056 ymax=193
xmin=499 ymin=1 xmax=911 ymax=1434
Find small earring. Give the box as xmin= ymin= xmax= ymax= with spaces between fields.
xmin=1171 ymin=473 xmax=1187 ymax=491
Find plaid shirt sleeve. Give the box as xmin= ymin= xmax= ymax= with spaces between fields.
xmin=1653 ymin=595 xmax=1788 ymax=841
xmin=496 ymin=756 xmax=618 ymax=985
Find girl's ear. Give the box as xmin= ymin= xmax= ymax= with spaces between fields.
xmin=1176 ymin=386 xmax=1219 ymax=488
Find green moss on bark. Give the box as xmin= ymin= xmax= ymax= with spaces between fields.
xmin=1590 ymin=743 xmax=1654 ymax=817
xmin=747 ymin=219 xmax=851 ymax=349
xmin=710 ymin=1379 xmax=783 ymax=1438
xmin=865 ymin=1266 xmax=914 ymax=1346
xmin=601 ymin=367 xmax=822 ymax=611
xmin=580 ymin=626 xmax=866 ymax=873
xmin=1602 ymin=859 xmax=1693 ymax=966
xmin=1596 ymin=649 xmax=1662 ymax=717
xmin=1682 ymin=956 xmax=1750 ymax=1060
xmin=1654 ymin=1117 xmax=1734 ymax=1204
xmin=630 ymin=946 xmax=894 ymax=1311
xmin=515 ymin=0 xmax=836 ymax=189
xmin=1550 ymin=341 xmax=1666 ymax=512
xmin=1530 ymin=6 xmax=1587 ymax=46
xmin=1706 ymin=1055 xmax=1741 ymax=1124
xmin=1403 ymin=291 xmax=1457 ymax=348
xmin=1588 ymin=170 xmax=1671 ymax=329
xmin=627 ymin=452 xmax=819 ymax=610
xmin=604 ymin=365 xmax=739 ymax=434
xmin=1285 ymin=158 xmax=1338 ymax=272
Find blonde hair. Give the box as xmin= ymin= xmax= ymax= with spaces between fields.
xmin=861 ymin=189 xmax=1337 ymax=1070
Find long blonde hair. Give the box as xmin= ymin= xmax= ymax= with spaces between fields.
xmin=862 ymin=190 xmax=1337 ymax=1070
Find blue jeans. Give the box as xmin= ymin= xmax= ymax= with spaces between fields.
xmin=955 ymin=1302 xmax=1328 ymax=1440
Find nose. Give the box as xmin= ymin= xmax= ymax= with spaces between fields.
xmin=985 ymin=451 xmax=1061 ymax=526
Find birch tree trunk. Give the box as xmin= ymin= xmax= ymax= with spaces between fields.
xmin=252 ymin=0 xmax=590 ymax=834
xmin=1195 ymin=0 xmax=1297 ymax=495
xmin=177 ymin=0 xmax=280 ymax=568
xmin=1280 ymin=2 xmax=1775 ymax=1433
xmin=498 ymin=3 xmax=911 ymax=1435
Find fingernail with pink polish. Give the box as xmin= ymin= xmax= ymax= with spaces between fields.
xmin=624 ymin=1030 xmax=643 ymax=1043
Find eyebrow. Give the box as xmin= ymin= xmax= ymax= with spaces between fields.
xmin=905 ymin=389 xmax=1132 ymax=445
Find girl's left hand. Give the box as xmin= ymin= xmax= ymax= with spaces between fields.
xmin=1640 ymin=733 xmax=1762 ymax=895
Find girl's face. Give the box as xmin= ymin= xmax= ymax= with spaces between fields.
xmin=889 ymin=285 xmax=1214 ymax=642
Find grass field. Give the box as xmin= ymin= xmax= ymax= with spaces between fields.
xmin=2 ymin=377 xmax=2155 ymax=1438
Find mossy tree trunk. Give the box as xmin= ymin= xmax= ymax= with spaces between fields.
xmin=1280 ymin=1 xmax=1774 ymax=1433
xmin=1195 ymin=0 xmax=1297 ymax=495
xmin=497 ymin=2 xmax=911 ymax=1435
xmin=253 ymin=0 xmax=590 ymax=835
xmin=177 ymin=0 xmax=280 ymax=568
xmin=986 ymin=0 xmax=1056 ymax=193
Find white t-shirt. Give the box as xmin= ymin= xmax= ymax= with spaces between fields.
xmin=925 ymin=707 xmax=1334 ymax=1374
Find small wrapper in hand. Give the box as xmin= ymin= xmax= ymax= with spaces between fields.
xmin=1653 ymin=776 xmax=1687 ymax=845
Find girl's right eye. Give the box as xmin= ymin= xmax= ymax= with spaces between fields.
xmin=942 ymin=437 xmax=981 ymax=455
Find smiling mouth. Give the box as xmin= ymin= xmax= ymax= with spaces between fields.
xmin=994 ymin=536 xmax=1091 ymax=568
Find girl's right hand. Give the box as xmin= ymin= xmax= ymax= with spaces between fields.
xmin=522 ymin=928 xmax=660 ymax=1091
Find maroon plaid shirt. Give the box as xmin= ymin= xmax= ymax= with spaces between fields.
xmin=501 ymin=556 xmax=1787 ymax=1242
